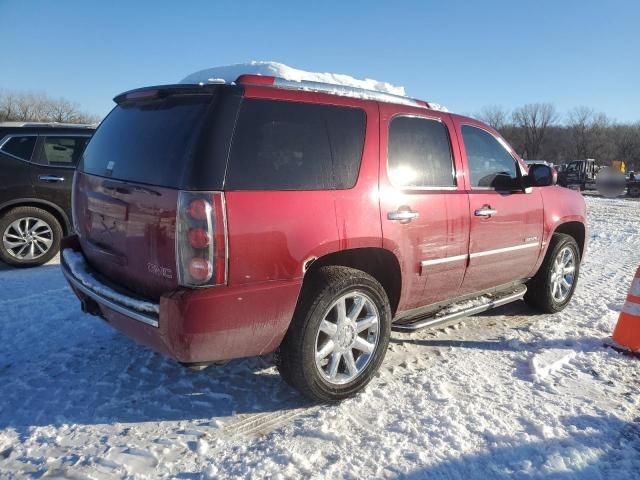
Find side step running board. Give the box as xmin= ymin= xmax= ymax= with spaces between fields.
xmin=392 ymin=286 xmax=527 ymax=332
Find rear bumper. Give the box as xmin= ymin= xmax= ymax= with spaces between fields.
xmin=61 ymin=235 xmax=301 ymax=364
xmin=62 ymin=252 xmax=159 ymax=328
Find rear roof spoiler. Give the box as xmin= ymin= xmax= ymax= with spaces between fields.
xmin=114 ymin=84 xmax=225 ymax=104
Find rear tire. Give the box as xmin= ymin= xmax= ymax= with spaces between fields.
xmin=525 ymin=233 xmax=580 ymax=313
xmin=0 ymin=206 xmax=62 ymax=267
xmin=277 ymin=266 xmax=391 ymax=402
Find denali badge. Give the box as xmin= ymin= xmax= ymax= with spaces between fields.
xmin=147 ymin=262 xmax=173 ymax=279
xmin=524 ymin=236 xmax=539 ymax=243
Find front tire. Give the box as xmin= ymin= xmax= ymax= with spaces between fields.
xmin=525 ymin=233 xmax=580 ymax=313
xmin=277 ymin=266 xmax=391 ymax=402
xmin=628 ymin=184 xmax=640 ymax=198
xmin=0 ymin=206 xmax=62 ymax=267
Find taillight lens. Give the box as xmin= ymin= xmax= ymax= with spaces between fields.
xmin=176 ymin=191 xmax=227 ymax=287
xmin=188 ymin=228 xmax=211 ymax=249
xmin=186 ymin=199 xmax=209 ymax=221
xmin=189 ymin=257 xmax=213 ymax=281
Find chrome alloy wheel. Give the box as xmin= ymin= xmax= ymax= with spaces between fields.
xmin=2 ymin=217 xmax=54 ymax=260
xmin=314 ymin=291 xmax=380 ymax=385
xmin=550 ymin=246 xmax=576 ymax=302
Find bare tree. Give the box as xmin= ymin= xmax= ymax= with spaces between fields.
xmin=612 ymin=122 xmax=640 ymax=172
xmin=474 ymin=101 xmax=640 ymax=168
xmin=566 ymin=106 xmax=610 ymax=160
xmin=47 ymin=98 xmax=83 ymax=123
xmin=0 ymin=90 xmax=19 ymax=121
xmin=512 ymin=103 xmax=558 ymax=159
xmin=0 ymin=89 xmax=99 ymax=124
xmin=477 ymin=105 xmax=510 ymax=131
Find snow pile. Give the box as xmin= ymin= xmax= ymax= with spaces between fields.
xmin=62 ymin=249 xmax=159 ymax=314
xmin=180 ymin=61 xmax=407 ymax=97
xmin=529 ymin=349 xmax=577 ymax=381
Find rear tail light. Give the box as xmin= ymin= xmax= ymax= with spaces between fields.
xmin=188 ymin=228 xmax=211 ymax=249
xmin=176 ymin=191 xmax=228 ymax=287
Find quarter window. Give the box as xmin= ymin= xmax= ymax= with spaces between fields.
xmin=1 ymin=136 xmax=36 ymax=161
xmin=40 ymin=136 xmax=90 ymax=166
xmin=387 ymin=116 xmax=455 ymax=188
xmin=227 ymin=99 xmax=365 ymax=190
xmin=461 ymin=125 xmax=519 ymax=189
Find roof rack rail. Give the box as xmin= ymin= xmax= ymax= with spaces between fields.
xmin=234 ymin=74 xmax=444 ymax=111
xmin=0 ymin=121 xmax=97 ymax=128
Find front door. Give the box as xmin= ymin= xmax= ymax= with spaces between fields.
xmin=454 ymin=120 xmax=543 ymax=294
xmin=379 ymin=103 xmax=469 ymax=313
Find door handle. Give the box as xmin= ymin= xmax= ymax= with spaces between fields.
xmin=38 ymin=175 xmax=65 ymax=183
xmin=387 ymin=209 xmax=419 ymax=222
xmin=474 ymin=207 xmax=497 ymax=217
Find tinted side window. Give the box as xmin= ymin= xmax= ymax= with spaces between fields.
xmin=1 ymin=136 xmax=36 ymax=161
xmin=226 ymin=100 xmax=365 ymax=190
xmin=461 ymin=125 xmax=518 ymax=189
xmin=387 ymin=116 xmax=455 ymax=188
xmin=41 ymin=136 xmax=90 ymax=166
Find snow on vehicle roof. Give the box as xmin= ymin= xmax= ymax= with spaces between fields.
xmin=180 ymin=61 xmax=406 ymax=97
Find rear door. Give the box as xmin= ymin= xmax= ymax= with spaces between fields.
xmin=0 ymin=133 xmax=38 ymax=203
xmin=30 ymin=134 xmax=91 ymax=217
xmin=454 ymin=120 xmax=543 ymax=294
xmin=379 ymin=103 xmax=469 ymax=313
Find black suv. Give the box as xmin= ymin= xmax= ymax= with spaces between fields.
xmin=0 ymin=122 xmax=95 ymax=266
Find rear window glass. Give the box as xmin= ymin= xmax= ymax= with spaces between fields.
xmin=1 ymin=136 xmax=36 ymax=161
xmin=41 ymin=136 xmax=90 ymax=166
xmin=226 ymin=99 xmax=365 ymax=190
xmin=80 ymin=94 xmax=212 ymax=187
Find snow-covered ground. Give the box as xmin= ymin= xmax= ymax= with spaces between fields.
xmin=1 ymin=196 xmax=639 ymax=479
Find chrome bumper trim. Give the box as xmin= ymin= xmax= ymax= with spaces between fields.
xmin=61 ymin=262 xmax=159 ymax=328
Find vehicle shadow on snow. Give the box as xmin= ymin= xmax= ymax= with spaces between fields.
xmin=0 ymin=255 xmax=60 ymax=272
xmin=0 ymin=328 xmax=312 ymax=433
xmin=400 ymin=414 xmax=640 ymax=479
xmin=473 ymin=300 xmax=541 ymax=317
xmin=391 ymin=301 xmax=610 ymax=354
xmin=392 ymin=335 xmax=609 ymax=354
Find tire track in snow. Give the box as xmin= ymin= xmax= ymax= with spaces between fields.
xmin=216 ymin=406 xmax=322 ymax=440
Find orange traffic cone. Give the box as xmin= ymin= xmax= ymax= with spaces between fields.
xmin=612 ymin=265 xmax=640 ymax=352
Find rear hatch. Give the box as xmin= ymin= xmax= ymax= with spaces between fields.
xmin=74 ymin=85 xmax=240 ymax=300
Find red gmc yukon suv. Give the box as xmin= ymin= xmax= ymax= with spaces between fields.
xmin=61 ymin=75 xmax=587 ymax=402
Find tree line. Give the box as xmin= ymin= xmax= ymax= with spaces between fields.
xmin=477 ymin=103 xmax=640 ymax=172
xmin=2 ymin=89 xmax=638 ymax=172
xmin=0 ymin=89 xmax=100 ymax=125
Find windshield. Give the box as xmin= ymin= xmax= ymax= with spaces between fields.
xmin=566 ymin=162 xmax=581 ymax=172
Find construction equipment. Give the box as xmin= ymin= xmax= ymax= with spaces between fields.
xmin=611 ymin=160 xmax=626 ymax=173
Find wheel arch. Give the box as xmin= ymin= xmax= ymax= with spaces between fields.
xmin=303 ymin=247 xmax=402 ymax=316
xmin=552 ymin=221 xmax=586 ymax=258
xmin=0 ymin=198 xmax=71 ymax=235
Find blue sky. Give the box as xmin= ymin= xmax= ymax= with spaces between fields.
xmin=1 ymin=0 xmax=639 ymax=122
